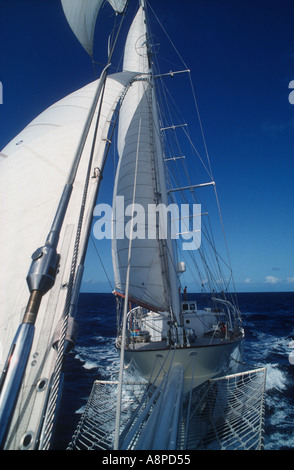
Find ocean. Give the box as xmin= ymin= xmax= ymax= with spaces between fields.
xmin=53 ymin=291 xmax=294 ymax=450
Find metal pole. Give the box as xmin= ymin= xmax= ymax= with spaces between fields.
xmin=0 ymin=324 xmax=35 ymax=448
xmin=113 ymin=119 xmax=142 ymax=450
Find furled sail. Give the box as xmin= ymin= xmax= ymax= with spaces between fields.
xmin=0 ymin=71 xmax=136 ymax=449
xmin=112 ymin=7 xmax=172 ymax=312
xmin=61 ymin=0 xmax=128 ymax=56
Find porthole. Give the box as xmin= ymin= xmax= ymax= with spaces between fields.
xmin=20 ymin=431 xmax=34 ymax=450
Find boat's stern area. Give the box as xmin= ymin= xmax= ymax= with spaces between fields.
xmin=116 ymin=298 xmax=244 ymax=351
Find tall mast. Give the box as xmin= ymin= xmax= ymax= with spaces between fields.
xmin=141 ymin=1 xmax=181 ymax=323
xmin=111 ymin=0 xmax=181 ymax=321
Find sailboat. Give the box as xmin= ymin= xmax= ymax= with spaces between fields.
xmin=0 ymin=0 xmax=266 ymax=451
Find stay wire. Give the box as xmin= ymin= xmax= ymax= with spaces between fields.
xmin=90 ymin=234 xmax=114 ymax=291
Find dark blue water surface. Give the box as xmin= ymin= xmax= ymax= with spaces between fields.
xmin=53 ymin=292 xmax=294 ymax=450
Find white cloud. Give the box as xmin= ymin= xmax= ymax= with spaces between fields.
xmin=244 ymin=278 xmax=251 ymax=284
xmin=265 ymin=275 xmax=280 ymax=284
xmin=287 ymin=277 xmax=294 ymax=284
xmin=82 ymin=278 xmax=98 ymax=285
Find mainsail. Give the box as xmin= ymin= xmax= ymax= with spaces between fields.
xmin=112 ymin=6 xmax=179 ymax=314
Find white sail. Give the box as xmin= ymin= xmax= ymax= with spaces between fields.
xmin=122 ymin=4 xmax=149 ymax=74
xmin=112 ymin=7 xmax=173 ymax=312
xmin=61 ymin=0 xmax=128 ymax=56
xmin=108 ymin=0 xmax=127 ymax=13
xmin=0 ymin=71 xmax=136 ymax=449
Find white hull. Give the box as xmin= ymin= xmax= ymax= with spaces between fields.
xmin=118 ymin=300 xmax=244 ymax=393
xmin=124 ymin=338 xmax=244 ymax=393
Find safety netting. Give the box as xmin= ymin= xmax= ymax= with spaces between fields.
xmin=67 ymin=366 xmax=266 ymax=451
xmin=181 ymin=367 xmax=266 ymax=450
xmin=67 ymin=380 xmax=150 ymax=450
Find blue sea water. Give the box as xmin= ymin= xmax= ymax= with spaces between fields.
xmin=53 ymin=291 xmax=294 ymax=450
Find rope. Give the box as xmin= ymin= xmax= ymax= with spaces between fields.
xmin=146 ymin=1 xmax=189 ymax=71
xmin=90 ymin=234 xmax=114 ymax=291
xmin=145 ymin=0 xmax=240 ymax=302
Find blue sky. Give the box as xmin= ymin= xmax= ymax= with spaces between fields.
xmin=1 ymin=0 xmax=294 ymax=293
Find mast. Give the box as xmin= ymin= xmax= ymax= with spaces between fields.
xmin=112 ymin=0 xmax=181 ymax=322
xmin=141 ymin=0 xmax=181 ymax=323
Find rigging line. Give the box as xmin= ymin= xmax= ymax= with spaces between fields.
xmin=158 ymin=73 xmax=213 ymax=180
xmin=172 ymin=178 xmax=233 ymax=282
xmin=152 ymin=41 xmax=209 ymax=201
xmin=213 ymin=183 xmax=238 ymax=297
xmin=156 ymin=55 xmax=212 ymax=181
xmin=179 ymin=240 xmax=216 ymax=294
xmin=114 ymin=118 xmax=142 ymax=451
xmin=146 ymin=1 xmax=189 ymax=71
xmin=92 ymin=59 xmax=99 ymax=79
xmin=168 ymin=183 xmax=221 ymax=287
xmin=147 ymin=80 xmax=184 ymax=308
xmin=181 ymin=121 xmax=213 ymax=180
xmin=147 ymin=5 xmax=219 ymax=286
xmin=90 ymin=234 xmax=114 ymax=291
xmin=187 ymin=72 xmax=214 ymax=180
xmin=108 ymin=9 xmax=119 ymax=54
xmin=146 ymin=1 xmax=213 ymax=180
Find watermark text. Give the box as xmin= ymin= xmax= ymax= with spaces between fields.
xmin=288 ymin=80 xmax=294 ymax=105
xmin=93 ymin=196 xmax=201 ymax=251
